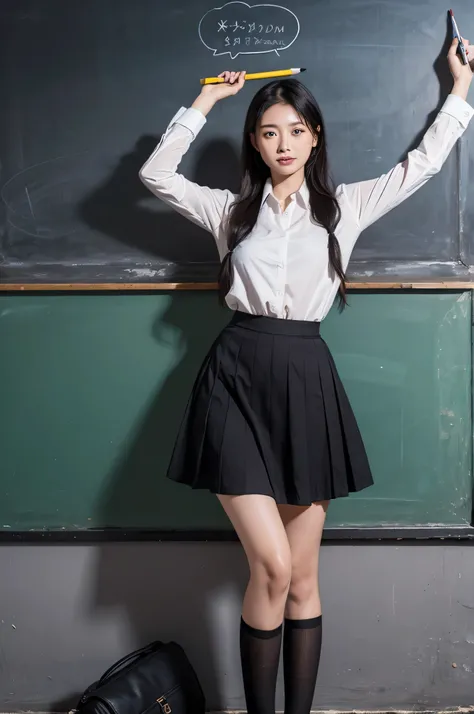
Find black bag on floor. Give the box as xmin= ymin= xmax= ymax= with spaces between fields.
xmin=74 ymin=640 xmax=206 ymax=714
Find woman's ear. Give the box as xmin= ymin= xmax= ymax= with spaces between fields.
xmin=312 ymin=125 xmax=321 ymax=148
xmin=250 ymin=132 xmax=260 ymax=152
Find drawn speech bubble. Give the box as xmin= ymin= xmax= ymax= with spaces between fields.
xmin=198 ymin=1 xmax=300 ymax=60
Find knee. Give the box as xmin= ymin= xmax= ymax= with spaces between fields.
xmin=253 ymin=551 xmax=292 ymax=598
xmin=287 ymin=566 xmax=319 ymax=606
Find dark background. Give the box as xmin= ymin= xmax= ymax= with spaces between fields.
xmin=1 ymin=0 xmax=473 ymax=283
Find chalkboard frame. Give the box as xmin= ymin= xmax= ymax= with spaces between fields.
xmin=0 ymin=525 xmax=473 ymax=542
xmin=0 ymin=280 xmax=474 ymax=292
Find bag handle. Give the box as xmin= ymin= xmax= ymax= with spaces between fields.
xmin=99 ymin=642 xmax=162 ymax=685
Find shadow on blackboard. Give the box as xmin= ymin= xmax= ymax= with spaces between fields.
xmin=73 ymin=135 xmax=242 ymax=710
xmin=79 ymin=131 xmax=240 ymax=272
xmin=403 ymin=23 xmax=456 ymax=156
xmin=89 ymin=297 xmax=237 ymax=710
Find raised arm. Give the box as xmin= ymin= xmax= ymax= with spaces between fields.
xmin=342 ymin=37 xmax=474 ymax=232
xmin=139 ymin=71 xmax=247 ymax=237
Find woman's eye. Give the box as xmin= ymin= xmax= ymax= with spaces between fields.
xmin=263 ymin=129 xmax=304 ymax=138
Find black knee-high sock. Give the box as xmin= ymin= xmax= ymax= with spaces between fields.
xmin=283 ymin=615 xmax=322 ymax=714
xmin=240 ymin=617 xmax=283 ymax=714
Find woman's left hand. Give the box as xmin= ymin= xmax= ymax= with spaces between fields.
xmin=448 ymin=37 xmax=474 ymax=84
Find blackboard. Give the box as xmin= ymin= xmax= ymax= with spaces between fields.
xmin=0 ymin=290 xmax=471 ymax=532
xmin=1 ymin=0 xmax=473 ymax=285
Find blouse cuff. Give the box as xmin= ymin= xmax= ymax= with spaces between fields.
xmin=440 ymin=93 xmax=474 ymax=129
xmin=173 ymin=106 xmax=207 ymax=138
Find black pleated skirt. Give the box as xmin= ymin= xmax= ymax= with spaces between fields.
xmin=166 ymin=311 xmax=374 ymax=505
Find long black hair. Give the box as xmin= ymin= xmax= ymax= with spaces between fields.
xmin=218 ymin=78 xmax=347 ymax=309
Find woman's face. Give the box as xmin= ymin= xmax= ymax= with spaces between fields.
xmin=250 ymin=102 xmax=319 ymax=179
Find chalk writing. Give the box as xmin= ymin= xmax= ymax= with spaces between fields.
xmin=198 ymin=1 xmax=300 ymax=60
xmin=224 ymin=36 xmax=286 ymax=47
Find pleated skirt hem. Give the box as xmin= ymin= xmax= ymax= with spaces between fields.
xmin=172 ymin=481 xmax=373 ymax=507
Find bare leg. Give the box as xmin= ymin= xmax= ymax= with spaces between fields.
xmin=278 ymin=501 xmax=328 ymax=620
xmin=218 ymin=493 xmax=292 ymax=629
xmin=218 ymin=494 xmax=292 ymax=714
xmin=278 ymin=501 xmax=329 ymax=714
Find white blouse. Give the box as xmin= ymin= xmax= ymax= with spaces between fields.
xmin=139 ymin=94 xmax=474 ymax=321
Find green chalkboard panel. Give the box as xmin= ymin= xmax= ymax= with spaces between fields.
xmin=0 ymin=291 xmax=471 ymax=531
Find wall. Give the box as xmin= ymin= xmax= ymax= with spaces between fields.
xmin=0 ymin=542 xmax=473 ymax=711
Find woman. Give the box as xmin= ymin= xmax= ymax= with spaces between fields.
xmin=140 ymin=38 xmax=473 ymax=714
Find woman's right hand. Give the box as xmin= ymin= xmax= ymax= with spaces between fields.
xmin=200 ymin=70 xmax=247 ymax=102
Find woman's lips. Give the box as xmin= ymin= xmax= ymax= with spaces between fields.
xmin=277 ymin=158 xmax=295 ymax=164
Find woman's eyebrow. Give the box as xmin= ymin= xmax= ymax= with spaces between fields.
xmin=259 ymin=121 xmax=305 ymax=129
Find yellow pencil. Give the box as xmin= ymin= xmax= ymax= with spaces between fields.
xmin=200 ymin=67 xmax=306 ymax=85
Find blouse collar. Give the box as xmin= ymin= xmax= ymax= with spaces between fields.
xmin=261 ymin=176 xmax=310 ymax=210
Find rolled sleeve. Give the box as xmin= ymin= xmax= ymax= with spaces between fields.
xmin=439 ymin=94 xmax=474 ymax=129
xmin=174 ymin=106 xmax=207 ymax=137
